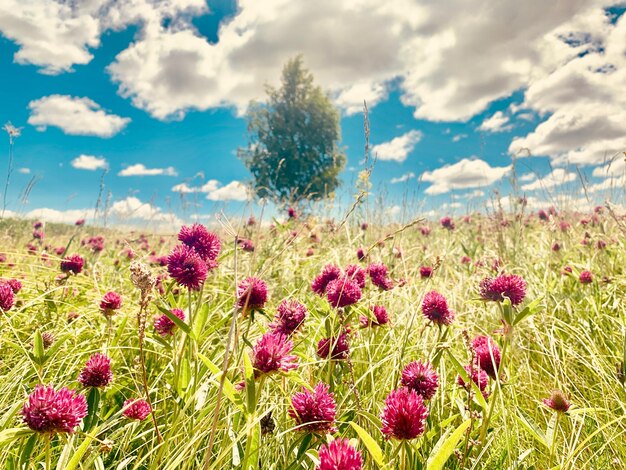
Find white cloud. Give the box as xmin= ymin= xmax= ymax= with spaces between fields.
xmin=454 ymin=189 xmax=485 ymax=199
xmin=479 ymin=111 xmax=513 ymax=133
xmin=119 ymin=164 xmax=177 ymax=177
xmin=518 ymin=172 xmax=536 ymax=182
xmin=591 ymin=155 xmax=626 ymax=178
xmin=0 ymin=0 xmax=100 ymax=74
xmin=372 ymin=130 xmax=422 ymax=163
xmin=588 ymin=176 xmax=626 ymax=193
xmin=452 ymin=134 xmax=467 ymax=142
xmin=18 ymin=168 xmax=31 ymax=174
xmin=71 ymin=154 xmax=108 ymax=171
xmin=23 ymin=207 xmax=91 ymax=224
xmin=386 ymin=205 xmax=401 ymax=217
xmin=520 ymin=168 xmax=577 ymax=191
xmin=206 ymin=181 xmax=250 ymax=201
xmin=109 ymin=196 xmax=182 ymax=224
xmin=3 ymin=0 xmax=624 ymax=172
xmin=173 ymin=179 xmax=250 ymax=201
xmin=390 ymin=172 xmax=416 ymax=184
xmin=28 ymin=95 xmax=130 ymax=137
xmin=422 ymin=158 xmax=511 ymax=195
xmin=510 ymin=11 xmax=626 ymax=166
xmin=172 ymin=179 xmax=220 ymax=193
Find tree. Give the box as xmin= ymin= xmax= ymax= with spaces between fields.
xmin=239 ymin=56 xmax=345 ymax=204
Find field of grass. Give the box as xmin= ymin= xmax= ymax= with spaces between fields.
xmin=0 ymin=206 xmax=624 ymax=470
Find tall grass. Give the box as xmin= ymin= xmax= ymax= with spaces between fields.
xmin=0 ymin=207 xmax=624 ymax=469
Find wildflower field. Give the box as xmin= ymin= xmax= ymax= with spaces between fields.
xmin=0 ymin=207 xmax=625 ymax=470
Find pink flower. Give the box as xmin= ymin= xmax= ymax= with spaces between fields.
xmin=237 ymin=238 xmax=255 ymax=252
xmin=356 ymin=248 xmax=367 ymax=261
xmin=400 ymin=360 xmax=439 ymax=400
xmin=457 ymin=364 xmax=489 ymax=398
xmin=420 ymin=226 xmax=431 ymax=236
xmin=344 ymin=265 xmax=366 ymax=289
xmin=472 ymin=336 xmax=501 ymax=379
xmin=287 ymin=207 xmax=298 ymax=219
xmin=360 ymin=305 xmax=389 ymax=327
xmin=419 ymin=266 xmax=433 ymax=278
xmin=440 ymin=217 xmax=455 ymax=230
xmin=100 ymin=291 xmax=122 ymax=316
xmin=543 ymin=390 xmax=571 ymax=413
xmin=421 ymin=291 xmax=454 ymax=326
xmin=380 ymin=387 xmax=428 ymax=440
xmin=22 ymin=385 xmax=87 ymax=433
xmin=236 ymin=277 xmax=268 ymax=311
xmin=78 ymin=353 xmax=113 ymax=388
xmin=269 ymin=299 xmax=307 ymax=336
xmin=317 ymin=438 xmax=363 ymax=470
xmin=61 ymin=254 xmax=85 ymax=274
xmin=368 ymin=263 xmax=394 ymax=290
xmin=75 ymin=218 xmax=85 ymax=226
xmin=0 ymin=283 xmax=15 ymax=312
xmin=178 ymin=224 xmax=221 ymax=264
xmin=311 ymin=264 xmax=341 ymax=295
xmin=289 ymin=383 xmax=337 ymax=433
xmin=250 ymin=332 xmax=298 ymax=377
xmin=317 ymin=333 xmax=350 ymax=360
xmin=167 ymin=244 xmax=208 ymax=290
xmin=579 ymin=270 xmax=593 ymax=284
xmin=154 ymin=308 xmax=185 ymax=337
xmin=122 ymin=399 xmax=152 ymax=420
xmin=479 ymin=274 xmax=527 ymax=306
xmin=326 ymin=277 xmax=361 ymax=308
xmin=4 ymin=278 xmax=22 ymax=293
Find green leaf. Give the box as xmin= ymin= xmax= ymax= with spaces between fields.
xmin=198 ymin=353 xmax=244 ymax=412
xmin=502 ymin=298 xmax=514 ymax=325
xmin=427 ymin=419 xmax=471 ymax=470
xmin=446 ymin=350 xmax=488 ymax=410
xmin=19 ymin=434 xmax=38 ymax=467
xmin=243 ymin=353 xmax=256 ymax=414
xmin=514 ymin=409 xmax=548 ymax=449
xmin=349 ymin=421 xmax=385 ymax=468
xmin=84 ymin=387 xmax=101 ymax=431
xmin=65 ymin=428 xmax=99 ymax=470
xmin=513 ymin=296 xmax=543 ymax=326
xmin=545 ymin=413 xmax=557 ymax=450
xmin=0 ymin=428 xmax=32 ymax=446
xmin=158 ymin=306 xmax=195 ymax=340
xmin=296 ymin=433 xmax=313 ymax=460
xmin=33 ymin=331 xmax=45 ymax=364
xmin=192 ymin=303 xmax=209 ymax=339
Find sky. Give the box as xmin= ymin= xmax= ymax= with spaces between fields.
xmin=0 ymin=0 xmax=625 ymax=228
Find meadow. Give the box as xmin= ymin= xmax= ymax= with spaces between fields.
xmin=0 ymin=203 xmax=624 ymax=470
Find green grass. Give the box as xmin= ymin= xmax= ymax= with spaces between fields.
xmin=0 ymin=211 xmax=624 ymax=469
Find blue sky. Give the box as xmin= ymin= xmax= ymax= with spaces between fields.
xmin=0 ymin=1 xmax=624 ymax=226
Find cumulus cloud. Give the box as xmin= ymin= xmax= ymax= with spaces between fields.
xmin=510 ymin=11 xmax=626 ymax=166
xmin=172 ymin=179 xmax=250 ymax=201
xmin=23 ymin=207 xmax=91 ymax=224
xmin=28 ymin=95 xmax=130 ymax=137
xmin=479 ymin=111 xmax=513 ymax=133
xmin=591 ymin=154 xmax=626 ymax=177
xmin=119 ymin=164 xmax=177 ymax=177
xmin=390 ymin=172 xmax=416 ymax=184
xmin=421 ymin=158 xmax=511 ymax=195
xmin=518 ymin=172 xmax=537 ymax=182
xmin=5 ymin=0 xmax=626 ymax=178
xmin=520 ymin=168 xmax=577 ymax=191
xmin=0 ymin=0 xmax=100 ymax=74
xmin=18 ymin=168 xmax=31 ymax=174
xmin=71 ymin=154 xmax=108 ymax=171
xmin=109 ymin=196 xmax=181 ymax=224
xmin=172 ymin=180 xmax=220 ymax=193
xmin=372 ymin=131 xmax=422 ymax=163
xmin=206 ymin=181 xmax=250 ymax=201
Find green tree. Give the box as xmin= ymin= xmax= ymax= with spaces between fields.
xmin=239 ymin=56 xmax=345 ymax=204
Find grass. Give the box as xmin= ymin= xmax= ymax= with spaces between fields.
xmin=0 ymin=206 xmax=624 ymax=469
